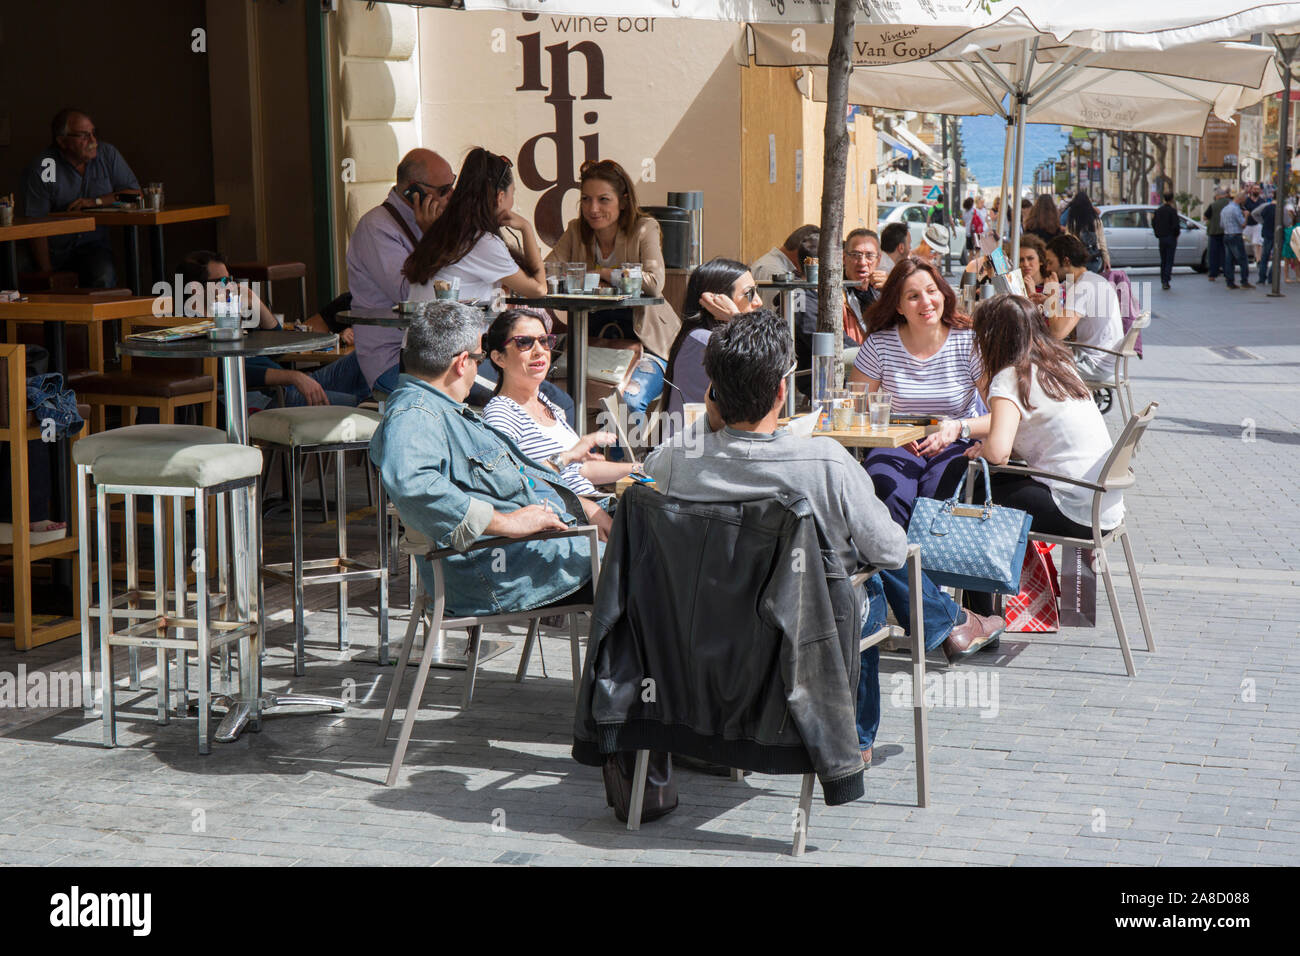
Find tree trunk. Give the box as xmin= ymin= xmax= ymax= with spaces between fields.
xmin=817 ymin=0 xmax=855 ymax=385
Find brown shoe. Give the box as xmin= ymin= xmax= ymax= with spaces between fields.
xmin=943 ymin=611 xmax=1006 ymax=661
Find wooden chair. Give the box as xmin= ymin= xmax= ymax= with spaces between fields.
xmin=0 ymin=343 xmax=82 ymax=649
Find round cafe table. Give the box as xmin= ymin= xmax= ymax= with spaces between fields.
xmin=118 ymin=328 xmax=347 ymax=742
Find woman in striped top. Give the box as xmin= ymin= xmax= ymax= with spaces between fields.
xmin=481 ymin=309 xmax=638 ymax=540
xmin=850 ymin=256 xmax=984 ymax=526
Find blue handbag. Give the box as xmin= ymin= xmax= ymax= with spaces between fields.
xmin=906 ymin=457 xmax=1032 ymax=594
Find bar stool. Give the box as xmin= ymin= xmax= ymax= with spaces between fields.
xmin=247 ymin=406 xmax=388 ymax=674
xmin=74 ymin=424 xmax=230 ymax=714
xmin=89 ymin=438 xmax=263 ymax=754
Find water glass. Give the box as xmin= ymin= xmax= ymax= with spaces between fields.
xmin=0 ymin=204 xmax=13 ymax=227
xmin=830 ymin=388 xmax=854 ymax=431
xmin=853 ymin=390 xmax=871 ymax=429
xmin=583 ymin=272 xmax=600 ymax=293
xmin=868 ymin=391 xmax=892 ymax=432
xmin=144 ymin=182 xmax=164 ymax=211
xmin=545 ymin=261 xmax=564 ymax=295
xmin=565 ymin=262 xmax=586 ymax=294
xmin=434 ymin=276 xmax=461 ymax=301
xmin=805 ymin=257 xmax=819 ymax=284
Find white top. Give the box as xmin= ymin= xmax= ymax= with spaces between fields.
xmin=482 ymin=393 xmax=596 ymax=497
xmin=988 ymin=365 xmax=1124 ymax=530
xmin=853 ymin=326 xmax=983 ymax=419
xmin=1063 ymin=271 xmax=1123 ymax=376
xmin=409 ymin=232 xmax=517 ymax=305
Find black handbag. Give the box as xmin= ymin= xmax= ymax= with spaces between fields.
xmin=602 ymin=751 xmax=677 ymax=823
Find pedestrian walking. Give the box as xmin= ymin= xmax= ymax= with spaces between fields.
xmin=1152 ymin=191 xmax=1180 ymax=290
xmin=1251 ymin=195 xmax=1277 ymax=286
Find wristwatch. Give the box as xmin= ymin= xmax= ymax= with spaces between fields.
xmin=546 ymin=453 xmax=566 ymax=472
xmin=958 ymin=419 xmax=971 ymax=440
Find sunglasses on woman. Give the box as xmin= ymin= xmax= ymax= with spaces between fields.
xmin=507 ymin=334 xmax=557 ymax=351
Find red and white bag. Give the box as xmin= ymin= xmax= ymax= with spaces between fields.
xmin=1004 ymin=542 xmax=1060 ymax=633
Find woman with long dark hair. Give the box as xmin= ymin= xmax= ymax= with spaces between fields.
xmin=403 ymin=147 xmax=546 ymax=301
xmin=965 ymin=293 xmax=1125 ymax=537
xmin=661 ymin=257 xmax=759 ymax=419
xmin=546 ymin=159 xmax=682 ymax=419
xmin=480 ymin=308 xmax=637 ymax=539
xmin=1024 ymin=194 xmax=1063 ymax=243
xmin=1062 ymin=190 xmax=1110 ymax=273
xmin=848 ymin=256 xmax=1005 ymax=662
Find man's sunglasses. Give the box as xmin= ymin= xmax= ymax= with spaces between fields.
xmin=414 ymin=180 xmax=455 ymax=199
xmin=463 ymin=350 xmax=487 ymax=362
xmin=506 ymin=334 xmax=557 ymax=351
xmin=845 ymin=251 xmax=880 ymax=262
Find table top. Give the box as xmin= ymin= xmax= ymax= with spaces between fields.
xmin=0 ymin=216 xmax=97 ymax=242
xmin=758 ymin=279 xmax=862 ymax=290
xmin=0 ymin=294 xmax=163 ymax=321
xmin=778 ymin=419 xmax=924 ymax=448
xmin=118 ymin=328 xmax=337 ymax=359
xmin=505 ymin=295 xmax=664 ymax=311
xmin=52 ymin=204 xmax=230 ymax=226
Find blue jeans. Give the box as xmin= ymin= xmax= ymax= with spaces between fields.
xmin=291 ymin=352 xmax=369 ymax=406
xmin=854 ymin=570 xmax=964 ymax=749
xmin=609 ymin=354 xmax=666 ymax=462
xmin=1224 ymin=234 xmax=1250 ymax=285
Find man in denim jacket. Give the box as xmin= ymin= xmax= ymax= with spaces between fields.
xmin=369 ymin=302 xmax=595 ymax=617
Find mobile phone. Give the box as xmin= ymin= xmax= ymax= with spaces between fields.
xmin=989 ymin=247 xmax=1012 ymax=275
xmin=402 ymin=184 xmax=427 ymax=203
xmin=629 ymin=472 xmax=655 ymax=484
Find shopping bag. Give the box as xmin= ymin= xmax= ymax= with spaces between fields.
xmin=1005 ymin=542 xmax=1060 ymax=633
xmin=1059 ymin=546 xmax=1098 ymax=627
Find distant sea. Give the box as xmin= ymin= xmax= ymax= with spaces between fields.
xmin=958 ymin=115 xmax=1069 ymax=194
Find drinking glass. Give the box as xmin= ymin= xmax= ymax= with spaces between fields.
xmin=853 ymin=390 xmax=871 ymax=429
xmin=620 ymin=263 xmax=643 ymax=296
xmin=0 ymin=204 xmax=12 ymax=227
xmin=683 ymin=403 xmax=706 ymax=428
xmin=830 ymin=388 xmax=854 ymax=430
xmin=583 ymin=272 xmax=600 ymax=292
xmin=545 ymin=261 xmax=564 ymax=295
xmin=868 ymin=391 xmax=892 ymax=432
xmin=434 ymin=276 xmax=461 ymax=301
xmin=144 ymin=182 xmax=164 ymax=211
xmin=565 ymin=263 xmax=586 ymax=294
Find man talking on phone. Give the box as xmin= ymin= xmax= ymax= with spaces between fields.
xmin=347 ymin=148 xmax=455 ymax=396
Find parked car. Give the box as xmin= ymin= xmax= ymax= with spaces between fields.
xmin=1060 ymin=204 xmax=1208 ymax=272
xmin=876 ymin=202 xmax=968 ymax=258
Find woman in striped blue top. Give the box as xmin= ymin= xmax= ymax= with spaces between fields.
xmin=481 ymin=309 xmax=638 ymax=539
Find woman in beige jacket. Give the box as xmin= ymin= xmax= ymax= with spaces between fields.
xmin=546 ymin=159 xmax=681 ymax=418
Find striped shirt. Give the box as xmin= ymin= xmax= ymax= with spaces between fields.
xmin=853 ymin=326 xmax=983 ymax=419
xmin=482 ymin=393 xmax=596 ymax=496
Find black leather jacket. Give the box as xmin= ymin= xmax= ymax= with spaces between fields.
xmin=572 ymin=486 xmax=865 ymax=806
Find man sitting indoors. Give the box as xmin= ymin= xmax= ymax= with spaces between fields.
xmin=1043 ymin=234 xmax=1123 ymax=379
xmin=878 ymin=222 xmax=911 ymax=272
xmin=644 ymin=310 xmax=915 ymax=766
xmin=369 ymin=302 xmax=597 ymax=617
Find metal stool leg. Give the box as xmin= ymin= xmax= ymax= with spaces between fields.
xmin=376 ymin=474 xmax=389 ymax=666
xmin=462 ymin=625 xmax=483 ymax=710
xmin=97 ymin=485 xmax=116 ymax=748
xmin=125 ymin=493 xmax=140 ymax=691
xmin=172 ymin=495 xmax=190 ymax=714
xmin=515 ymin=619 xmax=540 ymax=682
xmin=152 ymin=496 xmax=169 ymax=726
xmin=290 ymin=446 xmax=306 ymax=676
xmin=77 ymin=464 xmax=96 ymax=715
xmin=195 ymin=491 xmax=211 ymax=755
xmin=335 ymin=449 xmax=349 ymax=654
xmin=216 ymin=491 xmax=231 ymax=689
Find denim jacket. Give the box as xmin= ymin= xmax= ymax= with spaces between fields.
xmin=369 ymin=374 xmax=593 ymax=617
xmin=28 ymin=373 xmax=85 ymax=440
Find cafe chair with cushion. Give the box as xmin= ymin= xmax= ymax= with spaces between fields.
xmin=247 ymin=406 xmax=388 ymax=676
xmin=973 ymin=402 xmax=1159 ymax=677
xmin=0 ymin=343 xmax=84 ymax=650
xmin=375 ymin=519 xmax=600 ymax=788
xmin=1072 ymin=311 xmax=1150 ymax=421
xmin=227 ymin=261 xmax=309 ymax=326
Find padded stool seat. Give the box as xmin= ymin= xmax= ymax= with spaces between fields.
xmin=72 ymin=424 xmax=228 ymax=467
xmin=248 ymin=407 xmax=381 ymax=447
xmin=71 ymin=370 xmax=215 ymax=398
xmin=92 ymin=442 xmax=262 ymax=489
xmin=228 ymin=262 xmax=306 ymax=282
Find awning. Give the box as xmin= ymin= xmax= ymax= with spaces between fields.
xmin=894 ymin=125 xmax=941 ymax=165
xmin=877 ymin=131 xmax=913 ymax=159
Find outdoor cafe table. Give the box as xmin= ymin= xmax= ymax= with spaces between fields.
xmin=0 ymin=215 xmax=97 ymax=289
xmin=0 ymin=294 xmax=163 ymax=594
xmin=758 ymin=279 xmax=861 ymax=417
xmin=118 ymin=327 xmax=347 ymax=743
xmin=504 ymin=294 xmax=665 ymax=418
xmin=779 ymin=420 xmax=925 ymax=449
xmin=54 ymin=204 xmax=231 ymax=295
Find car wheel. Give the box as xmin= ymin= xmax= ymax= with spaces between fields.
xmin=1191 ymin=250 xmax=1208 ymax=274
xmin=1093 ymin=389 xmax=1113 ymax=414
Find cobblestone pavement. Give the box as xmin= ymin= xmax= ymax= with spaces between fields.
xmin=2 ymin=267 xmax=1297 ymax=866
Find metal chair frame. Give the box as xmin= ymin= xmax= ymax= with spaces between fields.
xmin=1072 ymin=311 xmax=1150 ymax=423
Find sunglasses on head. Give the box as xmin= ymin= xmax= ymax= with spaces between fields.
xmin=507 ymin=334 xmax=557 ymax=351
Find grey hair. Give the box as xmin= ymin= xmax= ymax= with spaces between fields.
xmin=402 ymin=302 xmax=483 ymax=378
xmin=51 ymin=107 xmax=89 ymax=143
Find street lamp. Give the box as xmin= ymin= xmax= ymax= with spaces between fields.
xmin=1269 ymin=33 xmax=1300 ymax=297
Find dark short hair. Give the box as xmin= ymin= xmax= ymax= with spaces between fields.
xmin=783 ymin=224 xmax=819 ymax=251
xmin=1046 ymin=233 xmax=1089 ymax=268
xmin=702 ymin=309 xmax=792 ymax=426
xmin=177 ymin=250 xmax=226 ymax=290
xmin=845 ymin=227 xmax=879 ymax=245
xmin=1163 ymin=192 xmax=1175 ymax=202
xmin=880 ymin=222 xmax=909 ymax=255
